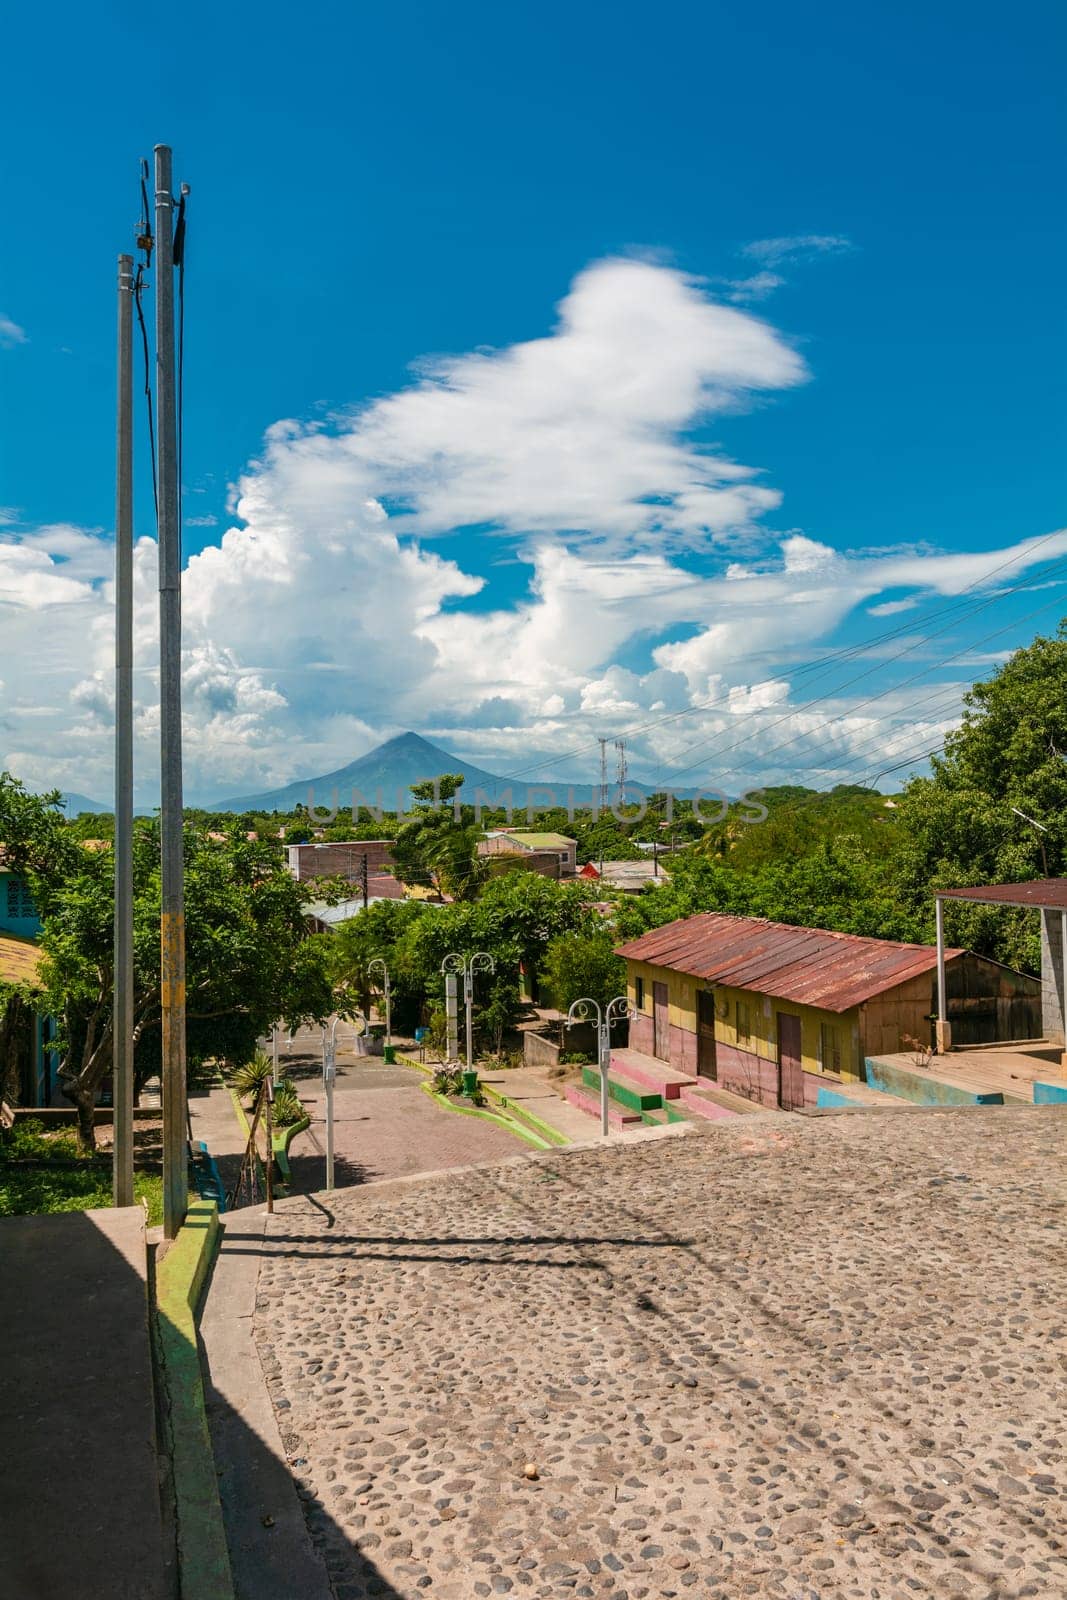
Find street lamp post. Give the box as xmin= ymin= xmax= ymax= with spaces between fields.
xmin=368 ymin=957 xmax=392 ymax=1048
xmin=321 ymin=1011 xmax=366 ymax=1191
xmin=566 ymin=994 xmax=632 ymax=1137
xmin=440 ymin=952 xmax=495 ymax=1071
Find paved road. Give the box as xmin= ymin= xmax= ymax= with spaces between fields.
xmin=247 ymin=1106 xmax=1067 ymax=1599
xmin=284 ymin=1058 xmax=521 ymax=1193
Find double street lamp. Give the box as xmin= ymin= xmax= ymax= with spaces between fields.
xmin=566 ymin=994 xmax=632 ymax=1138
xmin=367 ymin=957 xmax=392 ymax=1051
xmin=321 ymin=1011 xmax=366 ymax=1191
xmin=440 ymin=951 xmax=495 ymax=1071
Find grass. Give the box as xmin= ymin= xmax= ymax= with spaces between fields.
xmin=0 ymin=1118 xmax=166 ymax=1225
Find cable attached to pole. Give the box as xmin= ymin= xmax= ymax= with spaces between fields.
xmin=135 ymin=160 xmax=158 ymax=527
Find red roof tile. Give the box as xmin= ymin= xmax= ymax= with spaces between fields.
xmin=937 ymin=879 xmax=1067 ymax=910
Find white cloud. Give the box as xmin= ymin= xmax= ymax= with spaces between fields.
xmin=1 ymin=258 xmax=1063 ymax=802
xmin=184 ymin=513 xmax=218 ymax=528
xmin=0 ymin=314 xmax=27 ymax=349
xmin=723 ymin=272 xmax=784 ymax=304
xmin=742 ymin=235 xmax=853 ymax=268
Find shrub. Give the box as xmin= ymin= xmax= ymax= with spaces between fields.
xmin=271 ymin=1080 xmax=304 ymax=1128
xmin=230 ymin=1050 xmax=274 ymax=1102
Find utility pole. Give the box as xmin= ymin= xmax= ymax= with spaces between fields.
xmin=156 ymin=145 xmax=187 ymax=1240
xmin=113 ymin=252 xmax=135 ymax=1209
xmin=360 ymin=852 xmax=369 ymax=911
xmin=441 ymin=952 xmax=494 ymax=1072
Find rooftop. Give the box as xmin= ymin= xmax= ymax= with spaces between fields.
xmin=937 ymin=877 xmax=1067 ymax=910
xmin=616 ymin=912 xmax=966 ymax=1012
xmin=0 ymin=931 xmax=44 ymax=986
xmin=492 ymin=831 xmax=576 ymax=850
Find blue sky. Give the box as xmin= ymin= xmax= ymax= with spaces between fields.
xmin=1 ymin=0 xmax=1064 ymax=802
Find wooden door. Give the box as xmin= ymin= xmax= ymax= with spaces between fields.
xmin=697 ymin=990 xmax=718 ymax=1079
xmin=652 ymin=981 xmax=670 ymax=1061
xmin=776 ymin=1012 xmax=804 ymax=1110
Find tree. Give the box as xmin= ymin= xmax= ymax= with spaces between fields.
xmin=0 ymin=775 xmax=337 ymax=1151
xmin=540 ymin=929 xmax=625 ymax=1012
xmin=891 ymin=626 xmax=1067 ymax=968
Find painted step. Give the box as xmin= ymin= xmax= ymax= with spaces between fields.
xmin=564 ymin=1083 xmax=641 ymax=1129
xmin=640 ymin=1105 xmax=671 ymax=1126
xmin=1034 ymin=1077 xmax=1067 ymax=1105
xmin=580 ymin=1064 xmax=662 ymax=1113
xmin=664 ymin=1101 xmax=694 ymax=1125
xmin=679 ymin=1089 xmax=740 ymax=1123
xmin=609 ymin=1049 xmax=695 ymax=1101
xmin=680 ymin=1082 xmax=763 ymax=1117
xmin=816 ymin=1080 xmax=919 ymax=1110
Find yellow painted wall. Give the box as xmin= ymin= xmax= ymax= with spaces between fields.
xmin=626 ymin=959 xmax=863 ymax=1079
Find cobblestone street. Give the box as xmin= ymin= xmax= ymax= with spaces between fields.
xmin=250 ymin=1108 xmax=1066 ymax=1599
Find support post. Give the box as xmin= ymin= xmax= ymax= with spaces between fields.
xmin=113 ymin=252 xmax=135 ymax=1208
xmin=934 ymin=896 xmax=951 ymax=1054
xmin=598 ymin=1017 xmax=610 ymax=1138
xmin=272 ymin=1024 xmax=280 ymax=1087
xmin=1061 ymin=910 xmax=1067 ymax=1071
xmin=156 ymin=144 xmax=188 ymax=1239
xmin=464 ymin=970 xmax=474 ymax=1073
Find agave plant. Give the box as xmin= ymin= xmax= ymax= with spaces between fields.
xmin=271 ymin=1080 xmax=304 ymax=1128
xmin=231 ymin=1050 xmax=274 ymax=1103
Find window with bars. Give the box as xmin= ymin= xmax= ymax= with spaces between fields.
xmin=820 ymin=1022 xmax=843 ymax=1075
xmin=6 ymin=876 xmax=36 ymax=920
xmin=736 ymin=999 xmax=751 ymax=1044
xmin=635 ymin=976 xmax=645 ymax=1011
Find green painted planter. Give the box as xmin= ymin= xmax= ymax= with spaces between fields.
xmin=383 ymin=1044 xmax=397 ymax=1064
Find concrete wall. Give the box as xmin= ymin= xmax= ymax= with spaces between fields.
xmin=1040 ymin=910 xmax=1065 ymax=1046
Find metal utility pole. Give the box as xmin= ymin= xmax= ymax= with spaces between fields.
xmin=155 ymin=145 xmax=187 ymax=1240
xmin=566 ymin=995 xmax=632 ymax=1137
xmin=444 ymin=971 xmax=459 ymax=1062
xmin=113 ymin=252 xmax=135 ymax=1209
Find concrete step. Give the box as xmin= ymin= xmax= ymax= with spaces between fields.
xmin=639 ymin=1105 xmax=671 ymax=1126
xmin=679 ymin=1082 xmax=764 ymax=1120
xmin=664 ymin=1100 xmax=695 ymax=1125
xmin=679 ymin=1088 xmax=740 ymax=1122
xmin=815 ymin=1079 xmax=919 ymax=1110
xmin=609 ymin=1048 xmax=695 ymax=1101
xmin=581 ymin=1064 xmax=662 ymax=1113
xmin=564 ymin=1083 xmax=641 ymax=1129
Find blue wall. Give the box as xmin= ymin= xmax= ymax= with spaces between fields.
xmin=0 ymin=869 xmax=42 ymax=938
xmin=1034 ymin=1079 xmax=1067 ymax=1105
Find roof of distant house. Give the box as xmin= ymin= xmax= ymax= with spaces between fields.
xmin=0 ymin=931 xmax=44 ymax=986
xmin=937 ymin=878 xmax=1067 ymax=911
xmin=495 ymin=832 xmax=575 ymax=850
xmin=616 ymin=912 xmax=968 ymax=1014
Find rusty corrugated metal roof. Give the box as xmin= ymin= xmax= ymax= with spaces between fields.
xmin=0 ymin=932 xmax=44 ymax=987
xmin=616 ymin=913 xmax=964 ymax=1013
xmin=938 ymin=878 xmax=1067 ymax=910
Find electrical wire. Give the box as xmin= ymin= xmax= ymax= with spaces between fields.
xmin=173 ymin=187 xmax=187 ymax=560
xmin=133 ymin=264 xmax=158 ymax=527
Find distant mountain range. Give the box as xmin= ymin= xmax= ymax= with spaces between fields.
xmin=209 ymin=731 xmax=689 ymax=814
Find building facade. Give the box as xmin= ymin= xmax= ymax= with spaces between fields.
xmin=617 ymin=913 xmax=1040 ymax=1111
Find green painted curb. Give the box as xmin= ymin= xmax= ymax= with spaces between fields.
xmin=418 ymin=1081 xmax=552 ymax=1149
xmin=482 ymin=1087 xmax=570 ymax=1147
xmin=271 ymin=1114 xmax=311 ymax=1182
xmin=155 ymin=1200 xmax=233 ymax=1600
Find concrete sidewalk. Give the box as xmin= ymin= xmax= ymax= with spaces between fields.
xmin=480 ymin=1062 xmax=652 ymax=1143
xmin=199 ymin=1206 xmax=332 ymax=1600
xmin=0 ymin=1207 xmax=169 ymax=1600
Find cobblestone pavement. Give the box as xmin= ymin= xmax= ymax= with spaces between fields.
xmin=251 ymin=1107 xmax=1066 ymax=1599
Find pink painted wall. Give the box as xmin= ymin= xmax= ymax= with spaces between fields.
xmin=630 ymin=1011 xmax=834 ymax=1111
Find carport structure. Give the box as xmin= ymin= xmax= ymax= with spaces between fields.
xmin=934 ymin=877 xmax=1067 ymax=1066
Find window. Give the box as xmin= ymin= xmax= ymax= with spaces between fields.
xmin=6 ymin=876 xmax=35 ymax=920
xmin=635 ymin=976 xmax=645 ymax=1011
xmin=736 ymin=1000 xmax=751 ymax=1045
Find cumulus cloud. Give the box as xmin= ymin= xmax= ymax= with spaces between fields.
xmin=1 ymin=258 xmax=1062 ymax=801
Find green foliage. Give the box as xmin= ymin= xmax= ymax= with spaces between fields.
xmin=230 ymin=1050 xmax=274 ymax=1102
xmin=270 ymin=1080 xmax=304 ymax=1128
xmin=0 ymin=774 xmax=337 ymax=1149
xmin=0 ymin=1118 xmax=165 ymax=1223
xmin=541 ymin=928 xmax=625 ymax=1012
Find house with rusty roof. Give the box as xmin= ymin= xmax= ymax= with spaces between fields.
xmin=614 ymin=913 xmax=1040 ymax=1112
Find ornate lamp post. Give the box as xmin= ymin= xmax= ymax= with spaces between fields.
xmin=565 ymin=994 xmax=632 ymax=1137
xmin=440 ymin=951 xmax=495 ymax=1073
xmin=368 ymin=957 xmax=393 ymax=1058
xmin=321 ymin=1010 xmax=366 ymax=1190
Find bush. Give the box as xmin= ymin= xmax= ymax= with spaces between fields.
xmin=270 ymin=1080 xmax=304 ymax=1128
xmin=230 ymin=1050 xmax=273 ymax=1103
